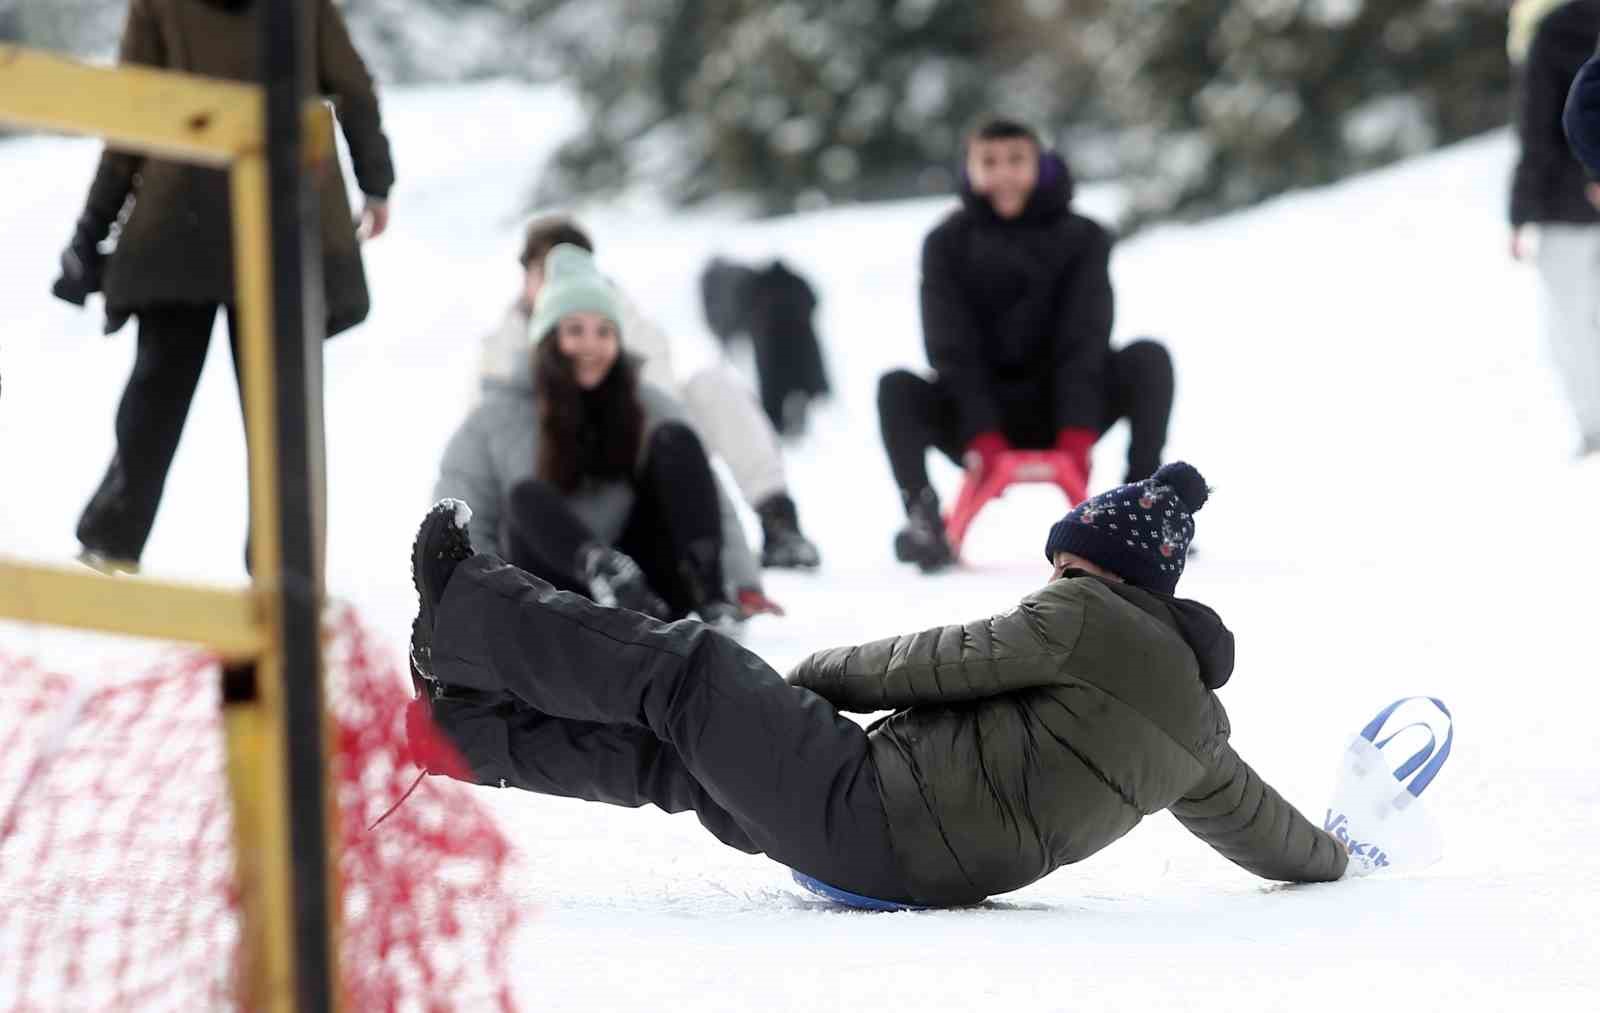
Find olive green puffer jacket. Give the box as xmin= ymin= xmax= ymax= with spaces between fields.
xmin=787 ymin=571 xmax=1346 ymax=906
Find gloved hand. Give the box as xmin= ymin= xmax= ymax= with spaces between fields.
xmin=51 ymin=214 xmax=107 ymax=307
xmin=579 ymin=544 xmax=671 ymax=620
xmin=962 ymin=431 xmax=1010 ymax=480
xmin=1054 ymin=427 xmax=1096 ymax=487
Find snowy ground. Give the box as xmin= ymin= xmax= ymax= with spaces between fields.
xmin=3 ymin=81 xmax=1599 ymax=1010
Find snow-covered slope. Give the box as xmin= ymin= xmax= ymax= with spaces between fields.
xmin=2 ymin=81 xmax=1597 ymax=1010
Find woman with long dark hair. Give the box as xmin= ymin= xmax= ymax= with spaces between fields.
xmin=434 ymin=244 xmax=749 ymax=626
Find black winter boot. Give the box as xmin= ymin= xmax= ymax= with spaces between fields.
xmin=410 ymin=499 xmax=476 ymax=693
xmin=893 ymin=487 xmax=954 ymax=573
xmin=578 ymin=543 xmax=671 ymax=620
xmin=756 ymin=492 xmax=821 ymax=569
xmin=679 ymin=537 xmax=744 ymax=629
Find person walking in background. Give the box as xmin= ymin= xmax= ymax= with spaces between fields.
xmin=437 ymin=243 xmax=761 ymax=628
xmin=699 ymin=256 xmax=832 ymax=440
xmin=878 ymin=119 xmax=1175 ymax=573
xmin=485 ymin=218 xmax=821 ymax=570
xmin=403 ymin=461 xmax=1347 ymax=908
xmin=51 ymin=0 xmax=395 ymax=574
xmin=1510 ymin=0 xmax=1600 ymax=459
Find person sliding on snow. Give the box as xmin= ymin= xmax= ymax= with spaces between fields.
xmin=405 ymin=461 xmax=1346 ymax=909
xmin=878 ymin=118 xmax=1175 ymax=572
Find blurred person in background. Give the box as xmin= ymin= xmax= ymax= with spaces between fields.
xmin=481 ymin=217 xmax=821 ymax=572
xmin=1509 ymin=0 xmax=1600 ymax=458
xmin=51 ymin=0 xmax=395 ymax=574
xmin=436 ymin=244 xmax=767 ymax=629
xmin=877 ymin=119 xmax=1174 ymax=573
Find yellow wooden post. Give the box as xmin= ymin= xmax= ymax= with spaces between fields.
xmin=0 ymin=43 xmax=342 ymax=1013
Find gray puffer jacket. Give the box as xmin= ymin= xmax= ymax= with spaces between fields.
xmin=434 ymin=339 xmax=762 ymax=595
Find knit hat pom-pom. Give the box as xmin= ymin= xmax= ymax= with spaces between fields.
xmin=1153 ymin=461 xmax=1209 ymax=512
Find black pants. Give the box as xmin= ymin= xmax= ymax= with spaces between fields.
xmin=501 ymin=422 xmax=725 ymax=619
xmin=877 ymin=339 xmax=1175 ymax=494
xmin=77 ymin=303 xmax=241 ymax=561
xmin=428 ymin=555 xmax=913 ymax=902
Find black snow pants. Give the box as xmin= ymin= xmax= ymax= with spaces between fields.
xmin=877 ymin=338 xmax=1175 ymax=495
xmin=77 ymin=303 xmax=242 ymax=562
xmin=500 ymin=422 xmax=726 ymax=619
xmin=427 ymin=555 xmax=914 ymax=903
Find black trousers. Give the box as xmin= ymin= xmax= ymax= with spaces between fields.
xmin=77 ymin=303 xmax=241 ymax=561
xmin=877 ymin=339 xmax=1175 ymax=494
xmin=501 ymin=422 xmax=725 ymax=619
xmin=428 ymin=555 xmax=913 ymax=903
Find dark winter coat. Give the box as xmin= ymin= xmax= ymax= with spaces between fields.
xmin=1512 ymin=0 xmax=1600 ymax=226
xmin=920 ymin=155 xmax=1113 ymax=447
xmin=84 ymin=0 xmax=395 ymax=335
xmin=788 ymin=571 xmax=1347 ymax=906
xmin=1564 ymin=50 xmax=1600 ymax=179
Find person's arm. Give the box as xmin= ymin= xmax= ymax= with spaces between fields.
xmin=786 ymin=581 xmax=1086 ymax=712
xmin=315 ymin=0 xmax=396 ymax=204
xmin=1051 ymin=224 xmax=1114 ymax=435
xmin=1511 ymin=21 xmax=1570 ymax=228
xmin=920 ymin=227 xmax=1001 ymax=442
xmin=1563 ymin=53 xmax=1600 ymax=180
xmin=85 ymin=0 xmax=165 ymax=235
xmin=434 ymin=411 xmax=504 ymax=555
xmin=1170 ymin=741 xmax=1348 ymax=883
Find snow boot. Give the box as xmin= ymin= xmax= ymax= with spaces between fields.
xmin=77 ymin=546 xmax=140 ymax=576
xmin=757 ymin=492 xmax=821 ymax=569
xmin=893 ymin=487 xmax=954 ymax=573
xmin=578 ymin=544 xmax=672 ymax=619
xmin=410 ymin=498 xmax=475 ymax=690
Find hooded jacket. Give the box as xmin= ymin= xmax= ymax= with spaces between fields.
xmin=920 ymin=153 xmax=1114 ymax=446
xmin=1511 ymin=0 xmax=1600 ymax=225
xmin=788 ymin=571 xmax=1346 ymax=906
xmin=83 ymin=0 xmax=395 ymax=334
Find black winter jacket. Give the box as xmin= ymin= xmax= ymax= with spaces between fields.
xmin=1512 ymin=0 xmax=1600 ymax=226
xmin=788 ymin=571 xmax=1347 ymax=906
xmin=920 ymin=155 xmax=1113 ymax=446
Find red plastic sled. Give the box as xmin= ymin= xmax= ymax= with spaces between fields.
xmin=945 ymin=450 xmax=1088 ymax=559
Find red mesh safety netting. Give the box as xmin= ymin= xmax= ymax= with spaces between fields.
xmin=0 ymin=604 xmax=522 ymax=1012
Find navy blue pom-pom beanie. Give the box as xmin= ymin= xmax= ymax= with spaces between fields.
xmin=1043 ymin=462 xmax=1209 ymax=594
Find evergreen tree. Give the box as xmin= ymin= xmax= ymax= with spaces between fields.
xmin=537 ymin=0 xmax=1006 ymax=213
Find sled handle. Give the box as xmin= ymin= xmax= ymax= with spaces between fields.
xmin=1360 ymin=697 xmax=1452 ymax=797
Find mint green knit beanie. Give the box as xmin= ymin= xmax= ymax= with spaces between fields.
xmin=527 ymin=243 xmax=623 ymax=344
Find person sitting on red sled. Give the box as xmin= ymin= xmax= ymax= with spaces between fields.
xmin=879 ymin=117 xmax=1175 ymax=572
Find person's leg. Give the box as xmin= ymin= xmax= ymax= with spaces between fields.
xmin=678 ymin=367 xmax=820 ymax=568
xmin=876 ymin=370 xmax=964 ymax=493
xmin=878 ymin=371 xmax=963 ymax=570
xmin=1102 ymin=339 xmax=1175 ymax=483
xmin=77 ymin=303 xmax=219 ymax=562
xmin=501 ymin=478 xmax=599 ymax=596
xmin=1538 ymin=225 xmax=1600 ymax=445
xmin=618 ymin=422 xmax=733 ymax=619
xmin=430 ymin=556 xmax=911 ymax=900
xmin=428 ymin=688 xmax=760 ymax=854
xmin=679 ymin=366 xmax=787 ymax=507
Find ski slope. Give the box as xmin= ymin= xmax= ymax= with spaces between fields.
xmin=3 ymin=81 xmax=1598 ymax=1010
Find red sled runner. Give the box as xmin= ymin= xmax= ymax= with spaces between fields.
xmin=945 ymin=450 xmax=1088 ymax=559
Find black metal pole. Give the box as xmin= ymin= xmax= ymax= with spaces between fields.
xmin=259 ymin=1 xmax=333 ymax=1010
